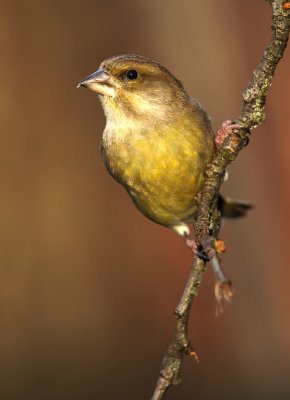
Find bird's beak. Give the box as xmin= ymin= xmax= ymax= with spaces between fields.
xmin=77 ymin=68 xmax=115 ymax=97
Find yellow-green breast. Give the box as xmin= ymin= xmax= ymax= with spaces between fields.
xmin=101 ymin=108 xmax=214 ymax=228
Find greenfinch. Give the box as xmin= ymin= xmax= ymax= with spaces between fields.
xmin=78 ymin=54 xmax=248 ymax=237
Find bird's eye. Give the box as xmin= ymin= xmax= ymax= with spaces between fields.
xmin=126 ymin=69 xmax=138 ymax=80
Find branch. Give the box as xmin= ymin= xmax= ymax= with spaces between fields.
xmin=151 ymin=2 xmax=290 ymax=399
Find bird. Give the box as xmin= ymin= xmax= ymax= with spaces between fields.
xmin=78 ymin=54 xmax=250 ymax=242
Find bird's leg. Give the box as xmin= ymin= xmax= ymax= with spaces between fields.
xmin=215 ymin=120 xmax=242 ymax=149
xmin=172 ymin=222 xmax=208 ymax=260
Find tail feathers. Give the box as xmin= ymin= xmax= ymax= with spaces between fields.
xmin=218 ymin=195 xmax=253 ymax=218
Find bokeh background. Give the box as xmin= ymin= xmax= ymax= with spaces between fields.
xmin=1 ymin=1 xmax=290 ymax=399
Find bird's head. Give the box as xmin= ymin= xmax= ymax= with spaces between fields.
xmin=78 ymin=54 xmax=190 ymax=126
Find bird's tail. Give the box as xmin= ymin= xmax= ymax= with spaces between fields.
xmin=218 ymin=195 xmax=253 ymax=218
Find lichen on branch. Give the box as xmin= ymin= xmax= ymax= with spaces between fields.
xmin=151 ymin=2 xmax=290 ymax=400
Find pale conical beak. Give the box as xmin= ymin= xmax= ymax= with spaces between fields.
xmin=77 ymin=68 xmax=115 ymax=96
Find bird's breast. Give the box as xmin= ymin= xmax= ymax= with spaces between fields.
xmin=101 ymin=118 xmax=214 ymax=226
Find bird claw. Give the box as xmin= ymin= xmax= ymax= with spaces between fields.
xmin=186 ymin=238 xmax=197 ymax=253
xmin=186 ymin=238 xmax=211 ymax=261
xmin=215 ymin=120 xmax=242 ymax=149
xmin=196 ymin=244 xmax=211 ymax=262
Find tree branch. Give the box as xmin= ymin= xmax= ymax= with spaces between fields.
xmin=151 ymin=2 xmax=290 ymax=399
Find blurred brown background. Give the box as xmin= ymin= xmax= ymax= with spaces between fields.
xmin=1 ymin=0 xmax=290 ymax=399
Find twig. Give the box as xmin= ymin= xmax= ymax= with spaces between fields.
xmin=151 ymin=2 xmax=290 ymax=399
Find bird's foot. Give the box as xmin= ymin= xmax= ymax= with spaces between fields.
xmin=186 ymin=237 xmax=211 ymax=261
xmin=186 ymin=238 xmax=197 ymax=253
xmin=215 ymin=120 xmax=242 ymax=149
